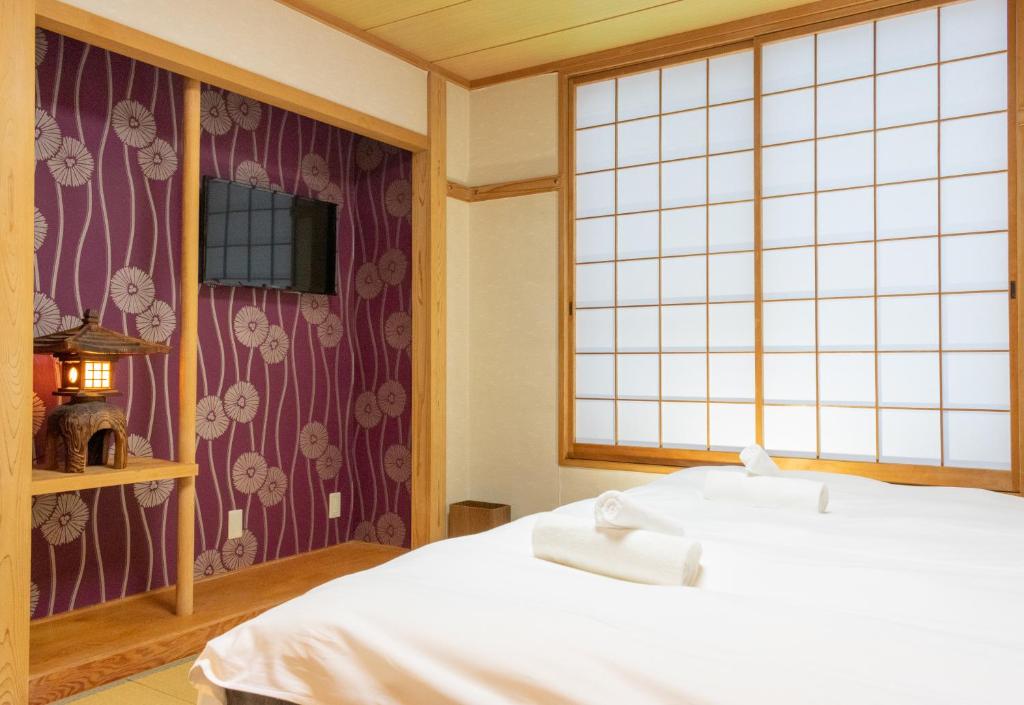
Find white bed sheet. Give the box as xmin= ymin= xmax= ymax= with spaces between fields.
xmin=191 ymin=467 xmax=1024 ymax=705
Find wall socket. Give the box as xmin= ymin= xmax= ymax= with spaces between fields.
xmin=328 ymin=492 xmax=341 ymax=519
xmin=227 ymin=509 xmax=244 ymax=539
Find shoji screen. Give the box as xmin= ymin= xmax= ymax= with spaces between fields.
xmin=569 ymin=0 xmax=1016 ymax=482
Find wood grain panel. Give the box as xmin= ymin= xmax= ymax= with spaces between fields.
xmin=300 ymin=0 xmax=462 ymax=30
xmin=31 ymin=459 xmax=197 ymax=496
xmin=446 ymin=176 xmax=560 ymax=202
xmin=0 ymin=2 xmax=36 ymax=703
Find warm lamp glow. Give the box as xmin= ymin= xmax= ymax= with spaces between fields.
xmin=67 ymin=365 xmax=79 ymax=384
xmin=83 ymin=361 xmax=111 ymax=389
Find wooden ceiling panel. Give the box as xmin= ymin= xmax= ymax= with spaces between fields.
xmin=303 ymin=0 xmax=466 ymax=30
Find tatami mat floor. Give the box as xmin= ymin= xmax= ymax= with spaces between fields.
xmin=58 ymin=659 xmax=196 ymax=704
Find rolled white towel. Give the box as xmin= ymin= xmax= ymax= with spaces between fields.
xmin=739 ymin=443 xmax=781 ymax=476
xmin=532 ymin=513 xmax=702 ymax=586
xmin=593 ymin=490 xmax=686 ymax=536
xmin=703 ymin=470 xmax=829 ymax=513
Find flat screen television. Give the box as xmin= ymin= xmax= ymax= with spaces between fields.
xmin=199 ymin=176 xmax=337 ymax=294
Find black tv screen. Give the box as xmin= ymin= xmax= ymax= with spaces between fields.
xmin=200 ymin=177 xmax=337 ymax=294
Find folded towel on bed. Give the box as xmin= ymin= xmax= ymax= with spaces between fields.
xmin=703 ymin=470 xmax=829 ymax=513
xmin=532 ymin=513 xmax=702 ymax=586
xmin=593 ymin=490 xmax=686 ymax=535
xmin=740 ymin=443 xmax=781 ymax=476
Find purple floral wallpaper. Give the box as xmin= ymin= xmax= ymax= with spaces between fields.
xmin=30 ymin=30 xmax=412 ymax=618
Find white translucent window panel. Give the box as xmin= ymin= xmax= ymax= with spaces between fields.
xmin=761 ymin=89 xmax=815 ymax=146
xmin=876 ymin=66 xmax=938 ymax=128
xmin=662 ymin=207 xmax=706 ymax=256
xmin=817 ymin=23 xmax=874 ymax=84
xmin=763 ymin=194 xmax=815 ymax=248
xmin=818 ymin=243 xmax=874 ymax=298
xmin=940 ymin=0 xmax=1007 ymax=62
xmin=662 ymin=304 xmax=706 ymax=352
xmin=663 ymin=61 xmax=707 ymax=114
xmin=877 ymin=295 xmax=939 ymax=350
xmin=708 ymin=202 xmax=754 ymax=252
xmin=575 ymin=262 xmax=615 ymax=308
xmin=617 ymin=400 xmax=660 ymax=447
xmin=661 ymin=255 xmax=706 ymax=305
xmin=618 ymin=353 xmax=660 ymax=400
xmin=617 ymin=70 xmax=660 ymax=121
xmin=941 ymin=233 xmax=1007 ymax=292
xmin=617 ymin=117 xmax=660 ymax=168
xmin=576 ymin=171 xmax=615 ymax=218
xmin=708 ymin=252 xmax=754 ymax=302
xmin=662 ymin=158 xmax=707 ymax=209
xmin=576 ymin=125 xmax=615 ymax=174
xmin=819 ymin=353 xmax=876 ymax=406
xmin=763 ymin=300 xmax=816 ymax=352
xmin=763 ymin=141 xmax=815 ymax=197
xmin=617 ymin=212 xmax=660 ymax=260
xmin=877 ymin=180 xmax=938 ymax=239
xmin=819 ymin=406 xmax=877 ymax=461
xmin=876 ymin=9 xmax=937 ymax=72
xmin=877 ymin=237 xmax=938 ymax=295
xmin=940 ymin=173 xmax=1007 ymax=234
xmin=576 ymin=354 xmax=615 ymax=399
xmin=709 ymin=51 xmax=753 ymax=105
xmin=576 ymin=308 xmax=615 ymax=353
xmin=876 ymin=123 xmax=937 ymax=184
xmin=940 ymin=113 xmax=1007 ymax=177
xmin=764 ymin=405 xmax=818 ymax=457
xmin=763 ymin=247 xmax=816 ymax=300
xmin=709 ymin=353 xmax=755 ymax=402
xmin=576 ymin=217 xmax=615 ymax=263
xmin=662 ymin=401 xmax=707 ymax=449
xmin=709 ymin=302 xmax=754 ymax=351
xmin=708 ymin=151 xmax=754 ymax=203
xmin=708 ymin=101 xmax=754 ymax=154
xmin=709 ymin=402 xmax=756 ymax=451
xmin=817 ymin=78 xmax=873 ymax=138
xmin=818 ymin=297 xmax=875 ymax=351
xmin=762 ymin=35 xmax=815 ymax=94
xmin=662 ymin=109 xmax=707 ymax=161
xmin=576 ymin=79 xmax=615 ymax=128
xmin=817 ymin=133 xmax=874 ymax=191
xmin=817 ymin=188 xmax=874 ymax=244
xmin=940 ymin=54 xmax=1007 ymax=118
xmin=764 ymin=353 xmax=817 ymax=404
xmin=943 ymin=351 xmax=1010 ymax=410
xmin=945 ymin=410 xmax=1011 ymax=469
xmin=617 ymin=165 xmax=660 ymax=214
xmin=576 ymin=399 xmax=615 ymax=444
xmin=878 ymin=352 xmax=940 ymax=407
xmin=879 ymin=409 xmax=941 ymax=465
xmin=618 ymin=306 xmax=661 ymax=353
xmin=662 ymin=353 xmax=707 ymax=401
xmin=617 ymin=259 xmax=660 ymax=306
xmin=942 ymin=292 xmax=1009 ymax=350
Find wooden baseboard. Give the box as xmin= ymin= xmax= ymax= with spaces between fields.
xmin=447 ymin=176 xmax=560 ymax=202
xmin=29 ymin=541 xmax=404 ymax=704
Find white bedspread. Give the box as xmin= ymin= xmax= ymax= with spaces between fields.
xmin=191 ymin=467 xmax=1024 ymax=705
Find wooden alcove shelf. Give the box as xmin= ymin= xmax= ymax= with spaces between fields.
xmin=31 ymin=457 xmax=198 ymax=495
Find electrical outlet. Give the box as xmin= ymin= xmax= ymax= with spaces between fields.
xmin=227 ymin=509 xmax=243 ymax=539
xmin=328 ymin=492 xmax=341 ymax=519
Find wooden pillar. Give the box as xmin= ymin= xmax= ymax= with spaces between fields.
xmin=175 ymin=77 xmax=200 ymax=616
xmin=411 ymin=73 xmax=447 ymax=547
xmin=0 ymin=1 xmax=36 ymax=702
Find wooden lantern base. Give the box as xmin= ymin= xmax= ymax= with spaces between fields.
xmin=42 ymin=400 xmax=128 ymax=473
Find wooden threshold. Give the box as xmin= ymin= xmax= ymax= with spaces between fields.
xmin=31 ymin=457 xmax=197 ymax=496
xmin=28 ymin=541 xmax=405 ymax=704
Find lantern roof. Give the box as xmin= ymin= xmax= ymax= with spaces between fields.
xmin=33 ymin=309 xmax=171 ymax=357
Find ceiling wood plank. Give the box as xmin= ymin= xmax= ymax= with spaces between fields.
xmin=305 ymin=0 xmax=467 ymax=30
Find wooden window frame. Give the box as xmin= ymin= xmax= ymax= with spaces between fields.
xmin=559 ymin=0 xmax=1023 ymax=493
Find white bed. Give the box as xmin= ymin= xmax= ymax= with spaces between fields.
xmin=191 ymin=467 xmax=1024 ymax=705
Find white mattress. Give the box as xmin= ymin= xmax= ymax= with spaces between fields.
xmin=191 ymin=467 xmax=1024 ymax=705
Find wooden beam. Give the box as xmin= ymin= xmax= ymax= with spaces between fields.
xmin=446 ymin=176 xmax=561 ymax=202
xmin=0 ymin=2 xmax=35 ymax=703
xmin=411 ymin=73 xmax=447 ymax=547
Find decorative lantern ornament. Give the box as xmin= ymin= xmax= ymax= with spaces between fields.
xmin=33 ymin=309 xmax=170 ymax=473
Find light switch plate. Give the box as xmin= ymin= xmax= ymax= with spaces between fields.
xmin=328 ymin=492 xmax=341 ymax=519
xmin=227 ymin=509 xmax=243 ymax=539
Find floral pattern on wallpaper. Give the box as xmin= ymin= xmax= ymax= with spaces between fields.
xmin=30 ymin=30 xmax=412 ymax=618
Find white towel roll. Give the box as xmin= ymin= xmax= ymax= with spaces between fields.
xmin=703 ymin=470 xmax=829 ymax=513
xmin=532 ymin=513 xmax=702 ymax=586
xmin=593 ymin=490 xmax=686 ymax=536
xmin=739 ymin=443 xmax=781 ymax=476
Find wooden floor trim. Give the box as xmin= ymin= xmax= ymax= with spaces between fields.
xmin=447 ymin=176 xmax=561 ymax=202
